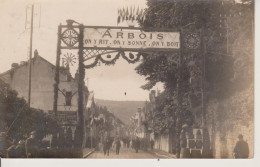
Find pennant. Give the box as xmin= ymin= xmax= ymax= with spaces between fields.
xmin=122 ymin=8 xmax=125 ymax=22
xmin=130 ymin=6 xmax=132 ymax=20
xmin=126 ymin=8 xmax=129 ymax=20
xmin=136 ymin=6 xmax=139 ymax=16
xmin=117 ymin=15 xmax=121 ymax=25
xmin=138 ymin=9 xmax=143 ymax=21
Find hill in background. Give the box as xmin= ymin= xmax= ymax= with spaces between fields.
xmin=95 ymin=99 xmax=146 ymax=125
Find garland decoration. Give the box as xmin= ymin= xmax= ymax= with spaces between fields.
xmin=84 ymin=55 xmax=99 ymax=69
xmin=84 ymin=52 xmax=120 ymax=69
xmin=99 ymin=52 xmax=120 ymax=65
xmin=121 ymin=52 xmax=141 ymax=64
xmin=84 ymin=51 xmax=142 ymax=69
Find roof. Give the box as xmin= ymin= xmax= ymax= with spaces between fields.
xmin=0 ymin=54 xmax=74 ymax=80
xmin=0 ymin=54 xmax=55 ymax=76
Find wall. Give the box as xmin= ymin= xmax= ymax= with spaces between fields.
xmin=213 ymin=122 xmax=254 ymax=158
xmin=207 ymin=84 xmax=254 ymax=158
xmin=154 ymin=134 xmax=170 ymax=152
xmin=0 ymin=56 xmax=79 ymax=113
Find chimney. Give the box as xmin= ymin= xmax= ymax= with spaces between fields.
xmin=11 ymin=63 xmax=19 ymax=68
xmin=34 ymin=49 xmax=39 ymax=57
xmin=20 ymin=61 xmax=26 ymax=65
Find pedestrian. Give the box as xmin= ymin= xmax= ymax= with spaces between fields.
xmin=51 ymin=133 xmax=58 ymax=148
xmin=150 ymin=139 xmax=154 ymax=150
xmin=233 ymin=134 xmax=249 ymax=158
xmin=127 ymin=138 xmax=130 ymax=148
xmin=65 ymin=127 xmax=73 ymax=148
xmin=0 ymin=132 xmax=13 ymax=158
xmin=134 ymin=137 xmax=140 ymax=153
xmin=58 ymin=128 xmax=65 ymax=148
xmin=14 ymin=140 xmax=26 ymax=158
xmin=6 ymin=143 xmax=16 ymax=158
xmin=103 ymin=136 xmax=110 ymax=156
xmin=115 ymin=138 xmax=121 ymax=155
xmin=25 ymin=131 xmax=38 ymax=158
xmin=131 ymin=139 xmax=135 ymax=149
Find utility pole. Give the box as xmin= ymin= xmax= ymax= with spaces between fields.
xmin=28 ymin=4 xmax=34 ymax=107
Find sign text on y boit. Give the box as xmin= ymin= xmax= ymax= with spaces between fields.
xmin=83 ymin=27 xmax=180 ymax=51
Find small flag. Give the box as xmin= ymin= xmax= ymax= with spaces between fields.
xmin=122 ymin=8 xmax=125 ymax=22
xmin=117 ymin=15 xmax=121 ymax=24
xmin=126 ymin=8 xmax=129 ymax=20
xmin=136 ymin=6 xmax=139 ymax=16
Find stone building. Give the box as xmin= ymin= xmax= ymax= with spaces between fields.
xmin=0 ymin=50 xmax=89 ymax=144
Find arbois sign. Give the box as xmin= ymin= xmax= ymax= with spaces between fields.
xmin=83 ymin=27 xmax=180 ymax=51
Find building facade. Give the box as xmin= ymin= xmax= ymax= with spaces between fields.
xmin=0 ymin=50 xmax=89 ymax=146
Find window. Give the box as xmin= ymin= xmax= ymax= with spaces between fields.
xmin=65 ymin=91 xmax=72 ymax=106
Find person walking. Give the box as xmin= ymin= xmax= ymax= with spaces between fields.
xmin=233 ymin=134 xmax=249 ymax=158
xmin=115 ymin=138 xmax=121 ymax=155
xmin=14 ymin=140 xmax=26 ymax=158
xmin=65 ymin=127 xmax=73 ymax=148
xmin=0 ymin=132 xmax=13 ymax=158
xmin=150 ymin=139 xmax=154 ymax=150
xmin=103 ymin=136 xmax=110 ymax=156
xmin=25 ymin=131 xmax=38 ymax=158
xmin=134 ymin=137 xmax=140 ymax=153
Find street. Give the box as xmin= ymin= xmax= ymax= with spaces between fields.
xmin=87 ymin=146 xmax=163 ymax=159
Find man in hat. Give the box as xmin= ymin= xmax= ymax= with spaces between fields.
xmin=233 ymin=134 xmax=249 ymax=158
xmin=115 ymin=137 xmax=121 ymax=155
xmin=15 ymin=140 xmax=26 ymax=158
xmin=25 ymin=131 xmax=38 ymax=158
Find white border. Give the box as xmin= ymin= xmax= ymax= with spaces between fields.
xmin=2 ymin=0 xmax=260 ymax=167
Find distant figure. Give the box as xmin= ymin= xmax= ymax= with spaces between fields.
xmin=115 ymin=138 xmax=121 ymax=155
xmin=74 ymin=127 xmax=82 ymax=148
xmin=0 ymin=132 xmax=13 ymax=158
xmin=126 ymin=138 xmax=130 ymax=148
xmin=103 ymin=137 xmax=111 ymax=156
xmin=233 ymin=134 xmax=249 ymax=158
xmin=14 ymin=140 xmax=26 ymax=158
xmin=134 ymin=137 xmax=140 ymax=153
xmin=150 ymin=139 xmax=154 ymax=150
xmin=51 ymin=133 xmax=58 ymax=148
xmin=6 ymin=143 xmax=16 ymax=158
xmin=66 ymin=127 xmax=73 ymax=148
xmin=58 ymin=128 xmax=65 ymax=148
xmin=25 ymin=131 xmax=38 ymax=158
xmin=131 ymin=139 xmax=134 ymax=149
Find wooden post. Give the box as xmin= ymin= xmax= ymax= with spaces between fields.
xmin=77 ymin=24 xmax=85 ymax=148
xmin=53 ymin=24 xmax=62 ymax=116
xmin=28 ymin=4 xmax=34 ymax=107
xmin=201 ymin=27 xmax=206 ymax=127
xmin=176 ymin=28 xmax=184 ymax=158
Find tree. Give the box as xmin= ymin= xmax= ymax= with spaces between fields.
xmin=137 ymin=0 xmax=254 ymax=158
xmin=0 ymin=79 xmax=58 ymax=142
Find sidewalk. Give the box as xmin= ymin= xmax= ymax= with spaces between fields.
xmin=82 ymin=148 xmax=95 ymax=158
xmin=147 ymin=149 xmax=176 ymax=159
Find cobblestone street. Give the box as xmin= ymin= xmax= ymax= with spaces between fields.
xmin=87 ymin=146 xmax=165 ymax=159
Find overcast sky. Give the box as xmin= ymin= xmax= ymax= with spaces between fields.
xmin=0 ymin=0 xmax=163 ymax=101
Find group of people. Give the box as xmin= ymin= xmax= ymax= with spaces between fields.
xmin=0 ymin=131 xmax=39 ymax=158
xmin=102 ymin=136 xmax=142 ymax=156
xmin=1 ymin=130 xmax=250 ymax=158
xmin=131 ymin=137 xmax=141 ymax=153
xmin=102 ymin=136 xmax=122 ymax=156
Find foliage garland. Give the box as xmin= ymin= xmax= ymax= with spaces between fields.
xmin=99 ymin=52 xmax=120 ymax=65
xmin=84 ymin=52 xmax=141 ymax=69
xmin=121 ymin=52 xmax=141 ymax=64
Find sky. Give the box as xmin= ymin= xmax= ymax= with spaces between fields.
xmin=0 ymin=0 xmax=163 ymax=101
